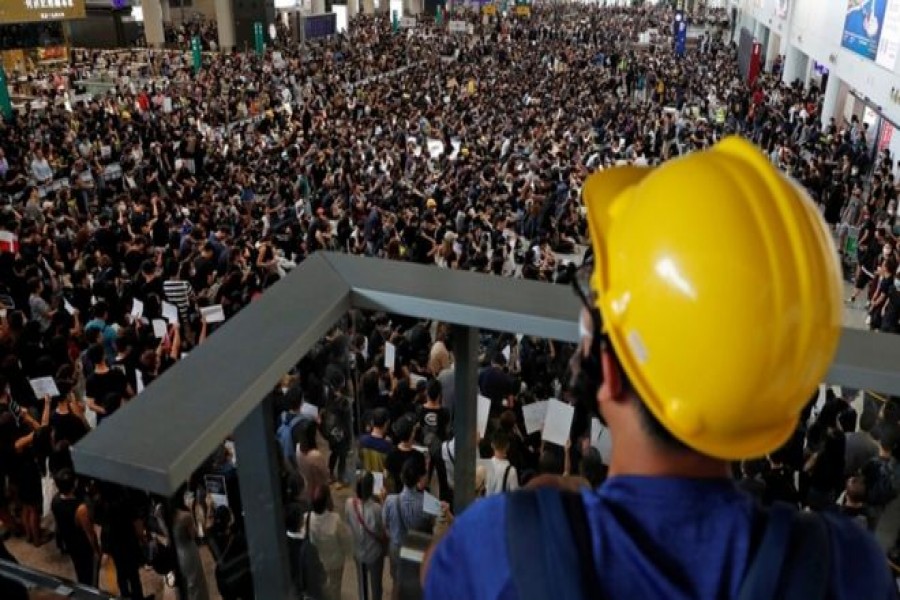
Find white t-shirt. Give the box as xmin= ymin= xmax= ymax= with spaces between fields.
xmin=485 ymin=456 xmax=518 ymax=497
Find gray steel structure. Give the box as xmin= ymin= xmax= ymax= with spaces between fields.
xmin=71 ymin=252 xmax=900 ymax=598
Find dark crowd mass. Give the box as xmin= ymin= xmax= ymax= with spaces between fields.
xmin=0 ymin=4 xmax=899 ymax=600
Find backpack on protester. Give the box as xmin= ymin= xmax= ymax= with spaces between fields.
xmin=505 ymin=488 xmax=829 ymax=600
xmin=277 ymin=411 xmax=307 ymax=459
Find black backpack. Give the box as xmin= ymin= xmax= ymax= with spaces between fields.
xmin=506 ymin=488 xmax=830 ymax=600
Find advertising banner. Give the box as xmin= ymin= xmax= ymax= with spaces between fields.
xmin=0 ymin=0 xmax=85 ymax=25
xmin=842 ymin=0 xmax=888 ymax=61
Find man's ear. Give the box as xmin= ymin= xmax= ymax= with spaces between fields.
xmin=600 ymin=349 xmax=627 ymax=402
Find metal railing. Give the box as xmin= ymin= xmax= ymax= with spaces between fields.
xmin=0 ymin=558 xmax=119 ymax=600
xmin=70 ymin=252 xmax=900 ymax=598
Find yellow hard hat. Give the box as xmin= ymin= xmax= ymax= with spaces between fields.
xmin=582 ymin=136 xmax=842 ymax=460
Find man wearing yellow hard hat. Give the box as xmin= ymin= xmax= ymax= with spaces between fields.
xmin=424 ymin=138 xmax=894 ymax=600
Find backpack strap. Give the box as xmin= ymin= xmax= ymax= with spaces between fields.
xmin=502 ymin=464 xmax=513 ymax=492
xmin=737 ymin=503 xmax=830 ymax=600
xmin=506 ymin=488 xmax=595 ymax=600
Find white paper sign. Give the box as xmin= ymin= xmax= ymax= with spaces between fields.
xmin=63 ymin=299 xmax=76 ymax=315
xmin=200 ymin=305 xmax=225 ymax=323
xmin=502 ymin=345 xmax=511 ymax=362
xmin=591 ymin=418 xmax=613 ymax=465
xmin=300 ymin=402 xmax=319 ymax=419
xmin=30 ymin=377 xmax=60 ymax=398
xmin=542 ymin=399 xmax=574 ymax=446
xmin=162 ymin=301 xmax=179 ymax=324
xmin=136 ymin=370 xmax=145 ymax=394
xmin=423 ymin=491 xmax=441 ymax=516
xmin=130 ymin=298 xmax=144 ymax=319
xmin=522 ymin=400 xmax=548 ymax=435
xmin=477 ymin=394 xmax=491 ymax=438
xmin=384 ymin=342 xmax=396 ymax=370
xmin=152 ymin=319 xmax=168 ymax=338
xmin=373 ymin=472 xmax=385 ymax=495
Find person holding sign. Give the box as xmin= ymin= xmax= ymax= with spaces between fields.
xmin=425 ymin=139 xmax=893 ymax=600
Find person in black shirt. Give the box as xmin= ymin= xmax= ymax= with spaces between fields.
xmin=51 ymin=469 xmax=100 ymax=587
xmin=385 ymin=415 xmax=424 ymax=494
xmin=84 ymin=344 xmax=132 ymax=425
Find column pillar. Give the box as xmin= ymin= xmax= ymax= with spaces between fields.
xmin=143 ymin=0 xmax=166 ymax=48
xmin=821 ymin=73 xmax=842 ymax=128
xmin=234 ymin=398 xmax=294 ymax=600
xmin=452 ymin=326 xmax=478 ymax=514
xmin=312 ymin=0 xmax=326 ymax=13
xmin=160 ymin=0 xmax=172 ymax=23
xmin=362 ymin=0 xmax=375 ymax=13
xmin=753 ymin=19 xmax=764 ymax=43
xmin=782 ymin=44 xmax=805 ymax=86
xmin=765 ymin=32 xmax=780 ymax=71
xmin=215 ymin=0 xmax=236 ymax=52
xmin=347 ymin=0 xmax=359 ymax=19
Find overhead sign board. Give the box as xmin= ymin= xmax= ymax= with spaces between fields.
xmin=0 ymin=0 xmax=86 ymax=24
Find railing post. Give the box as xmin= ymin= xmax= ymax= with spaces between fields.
xmin=453 ymin=326 xmax=479 ymax=514
xmin=234 ymin=396 xmax=293 ymax=599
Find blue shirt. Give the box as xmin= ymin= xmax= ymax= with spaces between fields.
xmin=383 ymin=487 xmax=432 ymax=552
xmin=425 ymin=476 xmax=895 ymax=600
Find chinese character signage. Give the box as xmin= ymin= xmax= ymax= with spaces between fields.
xmin=0 ymin=0 xmax=86 ymax=25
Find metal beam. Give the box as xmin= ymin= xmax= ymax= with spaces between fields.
xmin=322 ymin=253 xmax=581 ymax=342
xmin=72 ymin=254 xmax=351 ymax=495
xmin=453 ymin=326 xmax=478 ymax=514
xmin=72 ymin=252 xmax=900 ymax=499
xmin=827 ymin=327 xmax=900 ymax=399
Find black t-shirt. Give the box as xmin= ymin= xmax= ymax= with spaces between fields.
xmin=417 ymin=405 xmax=450 ymax=445
xmin=50 ymin=411 xmax=88 ymax=447
xmin=85 ymin=368 xmax=128 ymax=421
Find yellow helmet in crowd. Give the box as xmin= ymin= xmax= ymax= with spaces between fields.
xmin=582 ymin=136 xmax=842 ymax=460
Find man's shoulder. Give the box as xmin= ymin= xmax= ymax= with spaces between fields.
xmin=426 ymin=495 xmax=513 ymax=600
xmin=817 ymin=511 xmax=895 ymax=598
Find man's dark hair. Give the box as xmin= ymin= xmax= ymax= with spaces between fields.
xmin=92 ymin=300 xmax=109 ymax=319
xmin=491 ymin=428 xmax=510 ymax=452
xmin=635 ymin=397 xmax=691 ymax=453
xmin=87 ymin=343 xmax=106 ymax=366
xmin=395 ymin=414 xmax=416 ymax=443
xmin=838 ymin=408 xmax=858 ymax=433
xmin=401 ymin=455 xmax=426 ymax=489
xmin=356 ymin=471 xmax=374 ymax=502
xmin=426 ymin=379 xmax=442 ymax=402
xmin=54 ymin=468 xmax=77 ymax=495
xmin=27 ymin=277 xmax=42 ymax=294
xmin=311 ymin=486 xmax=330 ymax=515
xmin=372 ymin=408 xmax=388 ymax=429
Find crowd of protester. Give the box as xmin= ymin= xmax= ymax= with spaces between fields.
xmin=1 ymin=3 xmax=900 ymax=599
